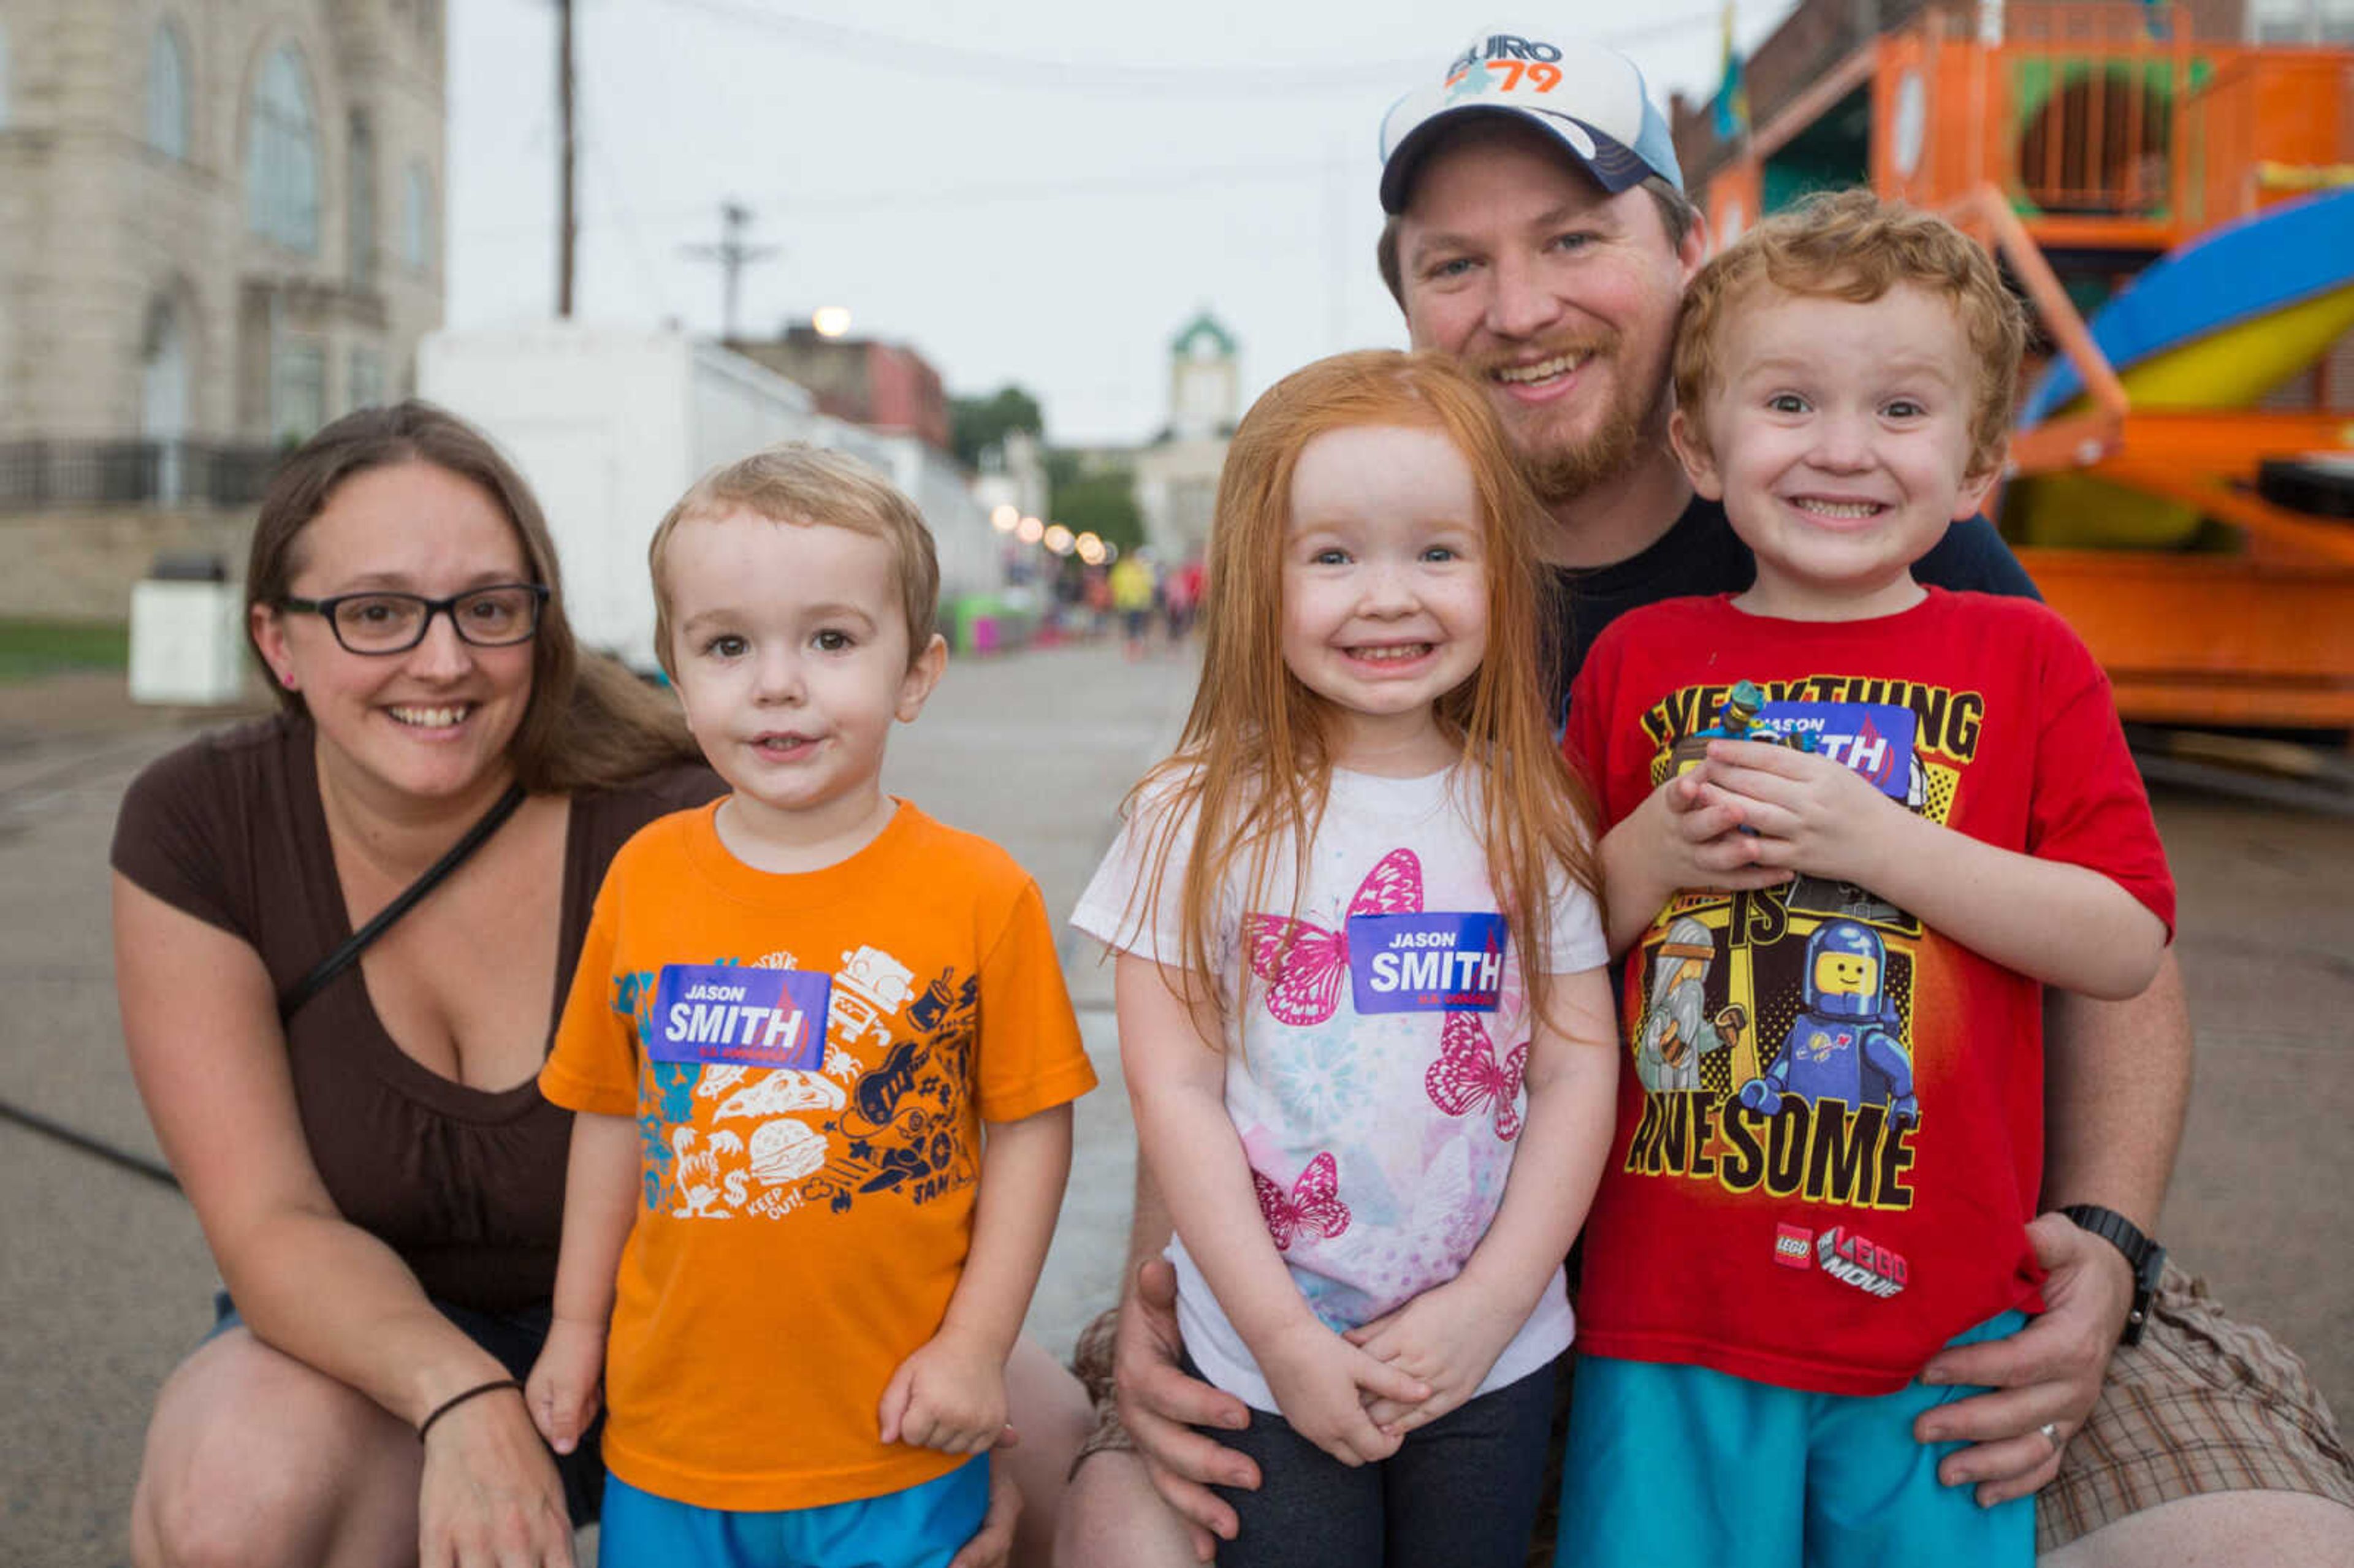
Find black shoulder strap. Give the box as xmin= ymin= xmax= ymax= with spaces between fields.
xmin=278 ymin=783 xmax=530 ymax=1024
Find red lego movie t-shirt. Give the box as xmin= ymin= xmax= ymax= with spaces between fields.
xmin=1564 ymin=590 xmax=2175 ymax=1396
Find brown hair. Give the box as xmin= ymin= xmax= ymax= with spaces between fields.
xmin=646 ymin=444 xmax=940 ymax=679
xmin=246 ymin=400 xmax=699 ymax=793
xmin=1132 ymin=349 xmax=1600 ymax=1033
xmin=1672 ymin=188 xmax=2025 ymax=478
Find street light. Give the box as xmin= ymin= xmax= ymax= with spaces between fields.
xmin=1016 ymin=516 xmax=1045 ymax=544
xmin=1043 ymin=523 xmax=1075 ymax=555
xmin=1076 ymin=533 xmax=1107 ymax=566
xmin=811 ymin=305 xmax=853 ymax=338
xmin=991 ymin=503 xmax=1019 ymax=533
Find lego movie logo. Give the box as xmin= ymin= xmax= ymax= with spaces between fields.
xmin=1816 ymin=1225 xmax=1908 ymax=1296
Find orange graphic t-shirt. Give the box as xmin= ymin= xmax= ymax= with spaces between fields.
xmin=540 ymin=799 xmax=1096 ymax=1511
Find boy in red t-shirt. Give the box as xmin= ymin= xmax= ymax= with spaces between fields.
xmin=1556 ymin=192 xmax=2175 ymax=1567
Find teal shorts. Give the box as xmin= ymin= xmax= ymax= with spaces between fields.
xmin=600 ymin=1455 xmax=988 ymax=1568
xmin=1555 ymin=1312 xmax=2033 ymax=1568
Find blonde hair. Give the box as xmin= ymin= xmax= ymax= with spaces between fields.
xmin=1672 ymin=189 xmax=2025 ymax=479
xmin=647 ymin=443 xmax=940 ymax=677
xmin=1132 ymin=349 xmax=1601 ymax=1032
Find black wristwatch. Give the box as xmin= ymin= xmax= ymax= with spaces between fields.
xmin=2060 ymin=1205 xmax=2166 ymax=1347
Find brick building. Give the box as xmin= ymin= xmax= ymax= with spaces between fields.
xmin=726 ymin=327 xmax=953 ymax=454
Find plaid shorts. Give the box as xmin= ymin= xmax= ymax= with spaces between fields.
xmin=1069 ymin=1263 xmax=2354 ymax=1558
xmin=1068 ymin=1306 xmax=1132 ymax=1475
xmin=2038 ymin=1262 xmax=2354 ymax=1551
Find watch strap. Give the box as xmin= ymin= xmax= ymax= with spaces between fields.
xmin=2059 ymin=1204 xmax=2164 ymax=1347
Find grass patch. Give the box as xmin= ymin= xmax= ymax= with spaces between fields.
xmin=0 ymin=619 xmax=131 ymax=680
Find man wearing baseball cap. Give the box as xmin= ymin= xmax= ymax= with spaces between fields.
xmin=1053 ymin=24 xmax=2354 ymax=1568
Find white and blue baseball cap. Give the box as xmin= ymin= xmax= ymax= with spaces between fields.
xmin=1379 ymin=26 xmax=1684 ymax=214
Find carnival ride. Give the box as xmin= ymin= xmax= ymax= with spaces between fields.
xmin=1693 ymin=4 xmax=2354 ymax=730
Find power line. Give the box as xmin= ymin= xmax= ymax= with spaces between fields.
xmin=658 ymin=0 xmax=1425 ymax=95
xmin=654 ymin=0 xmax=1726 ymax=95
xmin=459 ymin=156 xmax=1335 ymax=242
xmin=584 ymin=109 xmax=677 ymax=322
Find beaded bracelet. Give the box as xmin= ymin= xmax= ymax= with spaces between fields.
xmin=416 ymin=1377 xmax=524 ymax=1443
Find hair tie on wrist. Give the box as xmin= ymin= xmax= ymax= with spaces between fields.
xmin=417 ymin=1377 xmax=524 ymax=1443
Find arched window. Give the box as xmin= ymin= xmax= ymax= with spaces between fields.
xmin=246 ymin=45 xmax=319 ymax=253
xmin=142 ymin=296 xmax=192 ymax=501
xmin=148 ymin=23 xmax=190 ymax=158
xmin=348 ymin=112 xmax=375 ymax=283
xmin=402 ymin=161 xmax=433 ymax=274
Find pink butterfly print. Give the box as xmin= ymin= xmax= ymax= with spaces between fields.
xmin=1425 ymin=1010 xmax=1530 ymax=1141
xmin=1252 ymin=1151 xmax=1352 ymax=1251
xmin=1241 ymin=848 xmax=1423 ymax=1026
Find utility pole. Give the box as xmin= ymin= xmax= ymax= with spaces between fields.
xmin=557 ymin=0 xmax=577 ymax=316
xmin=681 ymin=201 xmax=777 ymax=342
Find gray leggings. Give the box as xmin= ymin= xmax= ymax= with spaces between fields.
xmin=1195 ymin=1355 xmax=1561 ymax=1568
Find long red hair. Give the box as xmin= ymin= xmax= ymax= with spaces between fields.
xmin=1130 ymin=349 xmax=1601 ymax=1032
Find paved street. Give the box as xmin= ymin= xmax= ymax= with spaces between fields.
xmin=2 ymin=639 xmax=2349 ymax=1566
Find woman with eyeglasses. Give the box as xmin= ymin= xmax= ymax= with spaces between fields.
xmin=104 ymin=404 xmax=1051 ymax=1568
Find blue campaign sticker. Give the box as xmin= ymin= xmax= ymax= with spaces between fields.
xmin=648 ymin=964 xmax=831 ymax=1070
xmin=1348 ymin=911 xmax=1507 ymax=1014
xmin=1753 ymin=702 xmax=1918 ymax=800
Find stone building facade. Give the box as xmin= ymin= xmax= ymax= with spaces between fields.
xmin=0 ymin=0 xmax=445 ymax=452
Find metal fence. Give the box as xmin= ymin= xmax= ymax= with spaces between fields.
xmin=0 ymin=441 xmax=283 ymax=512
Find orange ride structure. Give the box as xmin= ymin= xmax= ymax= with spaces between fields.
xmin=1686 ymin=3 xmax=2354 ymax=730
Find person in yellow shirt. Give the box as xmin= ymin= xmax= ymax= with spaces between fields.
xmin=1109 ymin=551 xmax=1158 ymax=661
xmin=528 ymin=445 xmax=1097 ymax=1566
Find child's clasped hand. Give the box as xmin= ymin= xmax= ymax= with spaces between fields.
xmin=878 ymin=1323 xmax=1010 ymax=1455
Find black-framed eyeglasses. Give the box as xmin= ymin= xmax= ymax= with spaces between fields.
xmin=278 ymin=584 xmax=550 ymax=655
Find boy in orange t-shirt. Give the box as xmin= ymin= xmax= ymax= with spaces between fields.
xmin=528 ymin=446 xmax=1096 ymax=1566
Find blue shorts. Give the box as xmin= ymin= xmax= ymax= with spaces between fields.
xmin=208 ymin=1290 xmax=606 ymax=1524
xmin=600 ymin=1456 xmax=989 ymax=1568
xmin=1555 ymin=1311 xmax=2033 ymax=1568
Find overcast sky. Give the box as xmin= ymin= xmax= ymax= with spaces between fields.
xmin=447 ymin=1 xmax=1794 ymax=446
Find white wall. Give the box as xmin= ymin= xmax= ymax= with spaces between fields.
xmin=423 ymin=325 xmax=1002 ymax=666
xmin=421 ymin=325 xmax=817 ymax=670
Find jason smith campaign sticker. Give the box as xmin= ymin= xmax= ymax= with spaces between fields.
xmin=649 ymin=964 xmax=831 ymax=1070
xmin=1754 ymin=702 xmax=1917 ymax=801
xmin=1349 ymin=912 xmax=1507 ymax=1014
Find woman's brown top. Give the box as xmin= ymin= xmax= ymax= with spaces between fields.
xmin=111 ymin=712 xmax=721 ymax=1311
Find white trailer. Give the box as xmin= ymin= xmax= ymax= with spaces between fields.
xmin=419 ymin=325 xmax=823 ymax=671
xmin=422 ymin=325 xmax=1005 ymax=669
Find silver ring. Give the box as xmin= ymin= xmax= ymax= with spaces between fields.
xmin=2039 ymin=1421 xmax=2063 ymax=1450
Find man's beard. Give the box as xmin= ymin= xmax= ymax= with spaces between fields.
xmin=1517 ymin=387 xmax=1651 ymax=505
xmin=1468 ymin=333 xmax=1664 ymax=504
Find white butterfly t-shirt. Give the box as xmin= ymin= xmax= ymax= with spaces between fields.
xmin=1072 ymin=764 xmax=1608 ymax=1412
